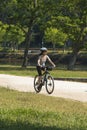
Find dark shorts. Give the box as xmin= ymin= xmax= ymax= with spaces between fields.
xmin=36 ymin=66 xmax=45 ymax=76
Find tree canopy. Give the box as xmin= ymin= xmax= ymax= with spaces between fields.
xmin=0 ymin=0 xmax=87 ymax=69
xmin=44 ymin=27 xmax=67 ymax=49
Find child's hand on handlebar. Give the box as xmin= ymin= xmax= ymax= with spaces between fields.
xmin=53 ymin=64 xmax=56 ymax=68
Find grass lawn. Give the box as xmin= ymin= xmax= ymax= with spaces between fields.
xmin=0 ymin=87 xmax=87 ymax=130
xmin=0 ymin=65 xmax=87 ymax=78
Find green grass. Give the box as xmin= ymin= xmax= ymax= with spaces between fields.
xmin=0 ymin=64 xmax=87 ymax=78
xmin=0 ymin=87 xmax=87 ymax=130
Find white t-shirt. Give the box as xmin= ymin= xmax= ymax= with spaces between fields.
xmin=37 ymin=55 xmax=51 ymax=67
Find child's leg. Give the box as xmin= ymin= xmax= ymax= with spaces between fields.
xmin=36 ymin=66 xmax=42 ymax=84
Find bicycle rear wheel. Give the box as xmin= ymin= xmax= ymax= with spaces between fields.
xmin=46 ymin=75 xmax=54 ymax=94
xmin=34 ymin=75 xmax=42 ymax=93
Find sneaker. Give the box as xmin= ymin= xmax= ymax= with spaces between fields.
xmin=37 ymin=84 xmax=42 ymax=91
xmin=36 ymin=82 xmax=39 ymax=85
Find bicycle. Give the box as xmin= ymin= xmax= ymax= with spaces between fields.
xmin=34 ymin=66 xmax=54 ymax=94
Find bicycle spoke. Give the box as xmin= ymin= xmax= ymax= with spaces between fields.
xmin=46 ymin=75 xmax=54 ymax=94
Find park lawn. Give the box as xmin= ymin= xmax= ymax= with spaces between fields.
xmin=0 ymin=65 xmax=87 ymax=78
xmin=0 ymin=87 xmax=87 ymax=130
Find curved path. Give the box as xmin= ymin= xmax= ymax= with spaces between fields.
xmin=0 ymin=74 xmax=87 ymax=102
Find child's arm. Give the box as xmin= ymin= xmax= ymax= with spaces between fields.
xmin=37 ymin=56 xmax=41 ymax=67
xmin=47 ymin=56 xmax=56 ymax=67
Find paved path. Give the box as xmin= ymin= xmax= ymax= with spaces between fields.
xmin=0 ymin=74 xmax=87 ymax=102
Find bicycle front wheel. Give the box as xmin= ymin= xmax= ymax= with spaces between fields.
xmin=46 ymin=75 xmax=54 ymax=94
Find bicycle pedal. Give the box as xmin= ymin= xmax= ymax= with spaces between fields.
xmin=41 ymin=82 xmax=44 ymax=86
xmin=37 ymin=84 xmax=42 ymax=90
xmin=36 ymin=82 xmax=39 ymax=85
xmin=48 ymin=83 xmax=52 ymax=86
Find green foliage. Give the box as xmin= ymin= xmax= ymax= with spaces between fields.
xmin=45 ymin=0 xmax=87 ymax=51
xmin=0 ymin=0 xmax=87 ymax=68
xmin=44 ymin=27 xmax=67 ymax=48
xmin=3 ymin=25 xmax=25 ymax=45
xmin=0 ymin=21 xmax=25 ymax=50
xmin=0 ymin=21 xmax=8 ymax=42
xmin=65 ymin=0 xmax=87 ymax=51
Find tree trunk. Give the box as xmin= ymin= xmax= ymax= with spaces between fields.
xmin=22 ymin=29 xmax=32 ymax=68
xmin=53 ymin=43 xmax=56 ymax=52
xmin=67 ymin=51 xmax=79 ymax=70
xmin=67 ymin=26 xmax=86 ymax=70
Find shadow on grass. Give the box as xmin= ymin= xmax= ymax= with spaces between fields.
xmin=0 ymin=120 xmax=66 ymax=130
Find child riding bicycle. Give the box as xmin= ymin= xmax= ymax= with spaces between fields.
xmin=37 ymin=47 xmax=56 ymax=85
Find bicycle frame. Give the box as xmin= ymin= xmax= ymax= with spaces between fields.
xmin=41 ymin=69 xmax=50 ymax=84
xmin=34 ymin=66 xmax=54 ymax=94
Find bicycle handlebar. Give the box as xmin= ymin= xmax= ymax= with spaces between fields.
xmin=42 ymin=66 xmax=55 ymax=71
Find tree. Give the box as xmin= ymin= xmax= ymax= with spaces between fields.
xmin=44 ymin=27 xmax=67 ymax=50
xmin=0 ymin=0 xmax=59 ymax=67
xmin=0 ymin=21 xmax=8 ymax=44
xmin=2 ymin=25 xmax=25 ymax=50
xmin=47 ymin=0 xmax=87 ymax=69
xmin=0 ymin=0 xmax=86 ymax=69
xmin=65 ymin=0 xmax=87 ymax=69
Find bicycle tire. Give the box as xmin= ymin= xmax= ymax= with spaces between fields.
xmin=46 ymin=75 xmax=54 ymax=94
xmin=34 ymin=75 xmax=42 ymax=93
